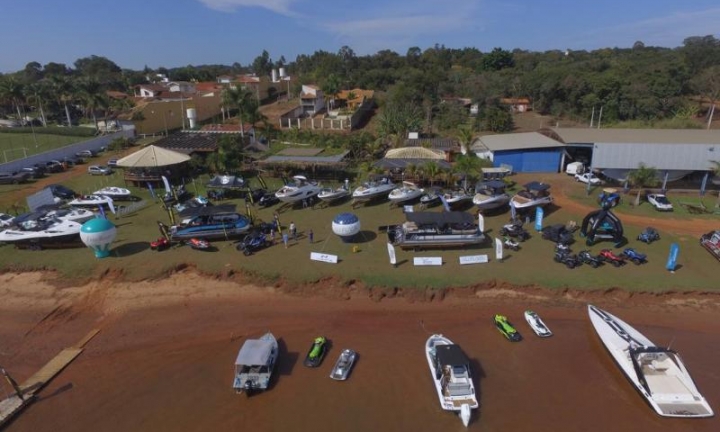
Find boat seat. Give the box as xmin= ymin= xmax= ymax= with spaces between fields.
xmin=651 ymin=360 xmax=669 ymax=371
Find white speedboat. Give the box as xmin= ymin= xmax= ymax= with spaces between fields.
xmin=68 ymin=194 xmax=115 ymax=208
xmin=275 ymin=175 xmax=322 ymax=204
xmin=442 ymin=189 xmax=472 ymax=208
xmin=45 ymin=207 xmax=96 ymax=224
xmin=524 ymin=310 xmax=552 ymax=337
xmin=352 ymin=177 xmax=396 ymax=202
xmin=588 ymin=305 xmax=713 ymax=418
xmin=317 ymin=185 xmax=350 ymax=203
xmin=420 ymin=189 xmax=442 ymax=207
xmin=509 ymin=181 xmax=553 ymax=210
xmin=425 ymin=334 xmax=478 ymax=427
xmin=0 ymin=217 xmax=82 ymax=250
xmin=388 ymin=181 xmax=424 ymax=204
xmin=473 ymin=180 xmax=511 ymax=211
xmin=329 ymin=349 xmax=357 ymax=381
xmin=233 ymin=332 xmax=278 ymax=395
xmin=92 ymin=186 xmax=132 ymax=200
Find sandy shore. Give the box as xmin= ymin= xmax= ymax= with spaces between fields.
xmin=1 ymin=271 xmax=719 ymax=432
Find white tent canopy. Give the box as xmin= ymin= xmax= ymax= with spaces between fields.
xmin=384 ymin=147 xmax=445 ymax=160
xmin=116 ymin=145 xmax=191 ymax=168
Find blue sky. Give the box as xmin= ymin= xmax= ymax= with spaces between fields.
xmin=1 ymin=0 xmax=719 ymax=73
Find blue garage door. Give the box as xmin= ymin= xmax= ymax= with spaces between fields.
xmin=494 ymin=149 xmax=561 ymax=173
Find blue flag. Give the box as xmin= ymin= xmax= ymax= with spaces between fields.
xmin=439 ymin=194 xmax=451 ymax=212
xmin=147 ymin=182 xmax=156 ymax=199
xmin=534 ymin=206 xmax=544 ymax=231
xmin=666 ymin=243 xmax=679 ymax=272
xmin=98 ymin=205 xmax=106 ymax=219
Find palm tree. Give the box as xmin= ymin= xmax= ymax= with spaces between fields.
xmin=627 ymin=163 xmax=659 ymax=206
xmin=0 ymin=76 xmax=25 ymax=121
xmin=49 ymin=75 xmax=75 ymax=127
xmin=423 ymin=160 xmax=441 ymax=187
xmin=404 ymin=163 xmax=417 ymax=183
xmin=456 ymin=125 xmax=474 ymax=155
xmin=322 ymin=73 xmax=341 ymax=111
xmin=77 ymin=78 xmax=108 ymax=131
xmin=453 ymin=154 xmax=483 ymax=190
xmin=222 ymin=86 xmax=257 ymax=139
xmin=24 ymin=81 xmax=49 ymax=126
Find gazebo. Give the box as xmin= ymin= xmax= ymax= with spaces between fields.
xmin=116 ymin=145 xmax=191 ymax=187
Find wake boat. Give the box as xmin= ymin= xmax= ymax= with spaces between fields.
xmin=317 ymin=185 xmax=350 ymax=203
xmin=329 ymin=349 xmax=357 ymax=381
xmin=92 ymin=186 xmax=132 ymax=200
xmin=420 ymin=189 xmax=442 ymax=207
xmin=169 ymin=205 xmax=251 ymax=241
xmin=425 ymin=334 xmax=478 ymax=427
xmin=388 ymin=181 xmax=424 ymax=204
xmin=0 ymin=216 xmax=82 ymax=250
xmin=442 ymin=189 xmax=472 ymax=209
xmin=352 ymin=176 xmax=396 ymax=202
xmin=68 ymin=194 xmax=115 ymax=208
xmin=524 ymin=310 xmax=552 ymax=337
xmin=588 ymin=304 xmax=713 ymax=418
xmin=233 ymin=332 xmax=278 ymax=395
xmin=510 ymin=182 xmax=553 ymax=210
xmin=45 ymin=207 xmax=96 ymax=224
xmin=275 ymin=175 xmax=321 ymax=204
xmin=473 ymin=180 xmax=510 ymax=211
xmin=387 ymin=211 xmax=484 ymax=250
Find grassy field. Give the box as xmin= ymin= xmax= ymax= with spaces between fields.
xmin=0 ymin=132 xmax=89 ymax=163
xmin=0 ymin=171 xmax=718 ymax=292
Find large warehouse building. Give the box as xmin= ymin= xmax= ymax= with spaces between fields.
xmin=471 ymin=132 xmax=566 ymax=173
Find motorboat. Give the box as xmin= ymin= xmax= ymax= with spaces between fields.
xmin=0 ymin=216 xmax=82 ymax=250
xmin=524 ymin=310 xmax=552 ymax=337
xmin=92 ymin=186 xmax=132 ymax=200
xmin=68 ymin=194 xmax=115 ymax=209
xmin=588 ymin=305 xmax=713 ymax=418
xmin=233 ymin=332 xmax=278 ymax=395
xmin=317 ymin=185 xmax=350 ymax=203
xmin=509 ymin=181 xmax=553 ymax=210
xmin=275 ymin=175 xmax=322 ymax=204
xmin=388 ymin=181 xmax=424 ymax=204
xmin=472 ymin=180 xmax=510 ymax=211
xmin=352 ymin=176 xmax=396 ymax=202
xmin=387 ymin=211 xmax=484 ymax=250
xmin=330 ymin=349 xmax=357 ymax=381
xmin=420 ymin=188 xmax=442 ymax=207
xmin=169 ymin=204 xmax=252 ymax=241
xmin=441 ymin=189 xmax=472 ymax=209
xmin=425 ymin=334 xmax=479 ymax=427
xmin=45 ymin=207 xmax=96 ymax=224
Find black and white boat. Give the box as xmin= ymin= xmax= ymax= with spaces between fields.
xmin=387 ymin=212 xmax=484 ymax=250
xmin=329 ymin=349 xmax=357 ymax=381
xmin=388 ymin=181 xmax=424 ymax=204
xmin=472 ymin=180 xmax=510 ymax=211
xmin=524 ymin=310 xmax=552 ymax=337
xmin=68 ymin=194 xmax=115 ymax=209
xmin=352 ymin=176 xmax=396 ymax=202
xmin=233 ymin=332 xmax=278 ymax=395
xmin=0 ymin=216 xmax=82 ymax=250
xmin=442 ymin=189 xmax=472 ymax=208
xmin=45 ymin=207 xmax=96 ymax=224
xmin=169 ymin=205 xmax=252 ymax=241
xmin=275 ymin=175 xmax=321 ymax=204
xmin=509 ymin=182 xmax=553 ymax=210
xmin=588 ymin=304 xmax=713 ymax=418
xmin=92 ymin=187 xmax=132 ymax=200
xmin=425 ymin=334 xmax=478 ymax=427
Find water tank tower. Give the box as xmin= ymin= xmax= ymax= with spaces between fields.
xmin=271 ymin=69 xmax=278 ymax=82
xmin=279 ymin=67 xmax=287 ymax=78
xmin=186 ymin=108 xmax=197 ymax=129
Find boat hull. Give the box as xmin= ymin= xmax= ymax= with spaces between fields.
xmin=473 ymin=194 xmax=511 ymax=210
xmin=318 ymin=189 xmax=349 ymax=203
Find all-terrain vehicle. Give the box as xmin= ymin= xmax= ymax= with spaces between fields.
xmin=620 ymin=247 xmax=647 ymax=265
xmin=503 ymin=236 xmax=520 ymax=251
xmin=554 ymin=251 xmax=581 ymax=269
xmin=236 ymin=231 xmax=269 ymax=255
xmin=499 ymin=219 xmax=530 ymax=241
xmin=542 ymin=224 xmax=575 ymax=244
xmin=637 ymin=227 xmax=660 ymax=244
xmin=598 ymin=249 xmax=626 ymax=267
xmin=578 ymin=250 xmax=603 ymax=268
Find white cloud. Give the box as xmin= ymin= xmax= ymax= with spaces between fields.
xmin=198 ymin=0 xmax=297 ymax=15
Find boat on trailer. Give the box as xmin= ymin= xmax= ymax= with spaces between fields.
xmin=473 ymin=180 xmax=511 ymax=211
xmin=317 ymin=185 xmax=350 ymax=203
xmin=386 ymin=211 xmax=484 ymax=250
xmin=352 ymin=176 xmax=396 ymax=203
xmin=588 ymin=304 xmax=713 ymax=418
xmin=275 ymin=175 xmax=322 ymax=204
xmin=92 ymin=187 xmax=132 ymax=200
xmin=233 ymin=332 xmax=278 ymax=395
xmin=425 ymin=334 xmax=478 ymax=427
xmin=510 ymin=181 xmax=553 ymax=210
xmin=0 ymin=216 xmax=83 ymax=250
xmin=388 ymin=181 xmax=424 ymax=204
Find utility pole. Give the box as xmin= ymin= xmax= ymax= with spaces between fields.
xmin=590 ymin=107 xmax=595 ymax=128
xmin=1 ymin=366 xmax=25 ymax=400
xmin=597 ymin=106 xmax=604 ymax=129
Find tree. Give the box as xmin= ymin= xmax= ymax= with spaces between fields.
xmin=692 ymin=65 xmax=720 ymax=128
xmin=0 ymin=76 xmax=25 ymax=120
xmin=456 ymin=125 xmax=474 ymax=155
xmin=453 ymin=154 xmax=483 ymax=190
xmin=206 ymin=135 xmax=244 ymax=174
xmin=627 ymin=163 xmax=659 ymax=206
xmin=481 ymin=48 xmax=515 ymax=71
xmin=49 ymin=75 xmax=75 ymax=127
xmin=322 ymin=73 xmax=341 ymax=111
xmin=77 ymin=78 xmax=108 ymax=131
xmin=376 ymin=104 xmax=423 ymax=145
xmin=483 ymin=106 xmax=514 ymax=132
xmin=422 ymin=160 xmax=442 ymax=187
xmin=222 ymin=86 xmax=258 ymax=139
xmin=24 ymin=81 xmax=50 ymax=126
xmin=252 ymin=50 xmax=273 ymax=77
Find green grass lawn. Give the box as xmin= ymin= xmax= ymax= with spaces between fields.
xmin=0 ymin=133 xmax=90 ymax=163
xmin=1 ymin=172 xmax=718 ymax=292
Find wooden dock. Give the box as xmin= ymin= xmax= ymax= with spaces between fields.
xmin=0 ymin=329 xmax=99 ymax=427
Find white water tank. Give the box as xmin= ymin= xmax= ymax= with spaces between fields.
xmin=271 ymin=69 xmax=278 ymax=82
xmin=186 ymin=108 xmax=197 ymax=129
xmin=279 ymin=67 xmax=286 ymax=78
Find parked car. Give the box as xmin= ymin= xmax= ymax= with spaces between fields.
xmin=76 ymin=149 xmax=98 ymax=158
xmin=44 ymin=160 xmax=65 ymax=173
xmin=646 ymin=193 xmax=673 ymax=211
xmin=0 ymin=171 xmax=31 ymax=184
xmin=107 ymin=159 xmax=118 ymax=168
xmin=0 ymin=212 xmax=16 ymax=228
xmin=47 ymin=184 xmax=77 ymax=200
xmin=88 ymin=165 xmax=113 ymax=175
xmin=20 ymin=166 xmax=45 ymax=179
xmin=575 ymin=172 xmax=602 ymax=185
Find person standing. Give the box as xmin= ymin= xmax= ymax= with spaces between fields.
xmin=308 ymin=229 xmax=314 ymax=244
xmin=289 ymin=221 xmax=297 ymax=242
xmin=282 ymin=230 xmax=289 ymax=249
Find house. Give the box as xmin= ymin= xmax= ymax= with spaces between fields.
xmin=300 ymin=85 xmax=325 ymax=116
xmin=499 ymin=97 xmax=531 ymax=112
xmin=404 ymin=137 xmax=460 ymax=162
xmin=335 ymin=89 xmax=375 ymax=111
xmin=167 ymin=81 xmax=196 ymax=94
xmin=470 ymin=132 xmax=564 ymax=172
xmin=134 ymin=84 xmax=169 ymax=98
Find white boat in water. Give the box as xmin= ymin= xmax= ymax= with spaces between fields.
xmin=509 ymin=181 xmax=552 ymax=210
xmin=524 ymin=310 xmax=552 ymax=337
xmin=352 ymin=176 xmax=396 ymax=202
xmin=425 ymin=334 xmax=479 ymax=427
xmin=233 ymin=332 xmax=278 ymax=395
xmin=92 ymin=187 xmax=132 ymax=200
xmin=388 ymin=181 xmax=424 ymax=204
xmin=387 ymin=211 xmax=484 ymax=250
xmin=68 ymin=194 xmax=115 ymax=208
xmin=275 ymin=175 xmax=322 ymax=204
xmin=588 ymin=305 xmax=713 ymax=418
xmin=329 ymin=349 xmax=357 ymax=381
xmin=0 ymin=217 xmax=82 ymax=250
xmin=473 ymin=180 xmax=511 ymax=211
xmin=317 ymin=185 xmax=350 ymax=203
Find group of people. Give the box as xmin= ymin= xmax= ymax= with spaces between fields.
xmin=268 ymin=220 xmax=313 ymax=249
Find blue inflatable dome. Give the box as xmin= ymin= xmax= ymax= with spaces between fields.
xmin=333 ymin=212 xmax=359 ymax=225
xmin=80 ymin=218 xmax=115 ymax=233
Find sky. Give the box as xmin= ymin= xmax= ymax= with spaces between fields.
xmin=1 ymin=0 xmax=719 ymax=73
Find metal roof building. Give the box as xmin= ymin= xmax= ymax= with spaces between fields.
xmin=470 ymin=132 xmax=565 ymax=173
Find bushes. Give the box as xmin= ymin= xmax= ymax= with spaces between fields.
xmin=0 ymin=126 xmax=96 ymax=137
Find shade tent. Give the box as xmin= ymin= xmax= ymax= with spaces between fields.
xmin=384 ymin=147 xmax=445 ymax=159
xmin=116 ymin=145 xmax=191 ymax=168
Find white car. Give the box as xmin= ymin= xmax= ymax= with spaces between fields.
xmin=88 ymin=165 xmax=113 ymax=175
xmin=575 ymin=172 xmax=602 ymax=185
xmin=647 ymin=193 xmax=673 ymax=211
xmin=0 ymin=212 xmax=15 ymax=228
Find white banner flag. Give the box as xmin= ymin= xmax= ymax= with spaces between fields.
xmin=107 ymin=198 xmax=116 ymax=215
xmin=477 ymin=213 xmax=484 ymax=232
xmin=387 ymin=242 xmax=397 ymax=265
xmin=495 ymin=237 xmax=504 ymax=261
